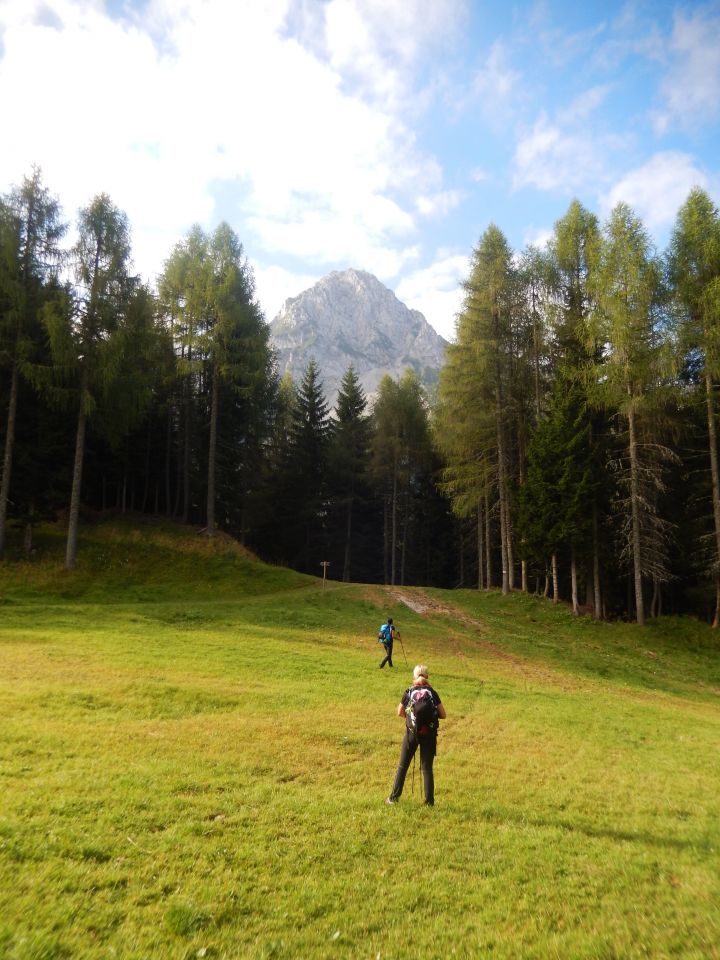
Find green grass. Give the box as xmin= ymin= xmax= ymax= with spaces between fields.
xmin=1 ymin=519 xmax=719 ymax=959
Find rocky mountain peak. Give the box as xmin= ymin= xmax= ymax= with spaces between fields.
xmin=270 ymin=268 xmax=447 ymax=407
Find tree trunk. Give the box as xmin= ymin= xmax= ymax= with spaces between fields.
xmin=458 ymin=525 xmax=465 ymax=587
xmin=494 ymin=368 xmax=510 ymax=593
xmin=165 ymin=404 xmax=173 ymax=516
xmin=485 ymin=489 xmax=492 ymax=589
xmin=23 ymin=517 xmax=34 ymax=555
xmin=592 ymin=499 xmax=602 ymax=620
xmin=0 ymin=358 xmax=19 ymax=558
xmin=400 ymin=486 xmax=409 ymax=586
xmin=551 ymin=553 xmax=559 ymax=604
xmin=391 ymin=464 xmax=398 ymax=586
xmin=66 ymin=403 xmax=87 ymax=570
xmin=207 ymin=360 xmax=219 ymax=537
xmin=342 ymin=496 xmax=353 ymax=583
xmin=521 ymin=559 xmax=528 ymax=593
xmin=173 ymin=421 xmax=182 ymax=517
xmin=627 ymin=401 xmax=645 ymax=625
xmin=383 ymin=496 xmax=389 ymax=586
xmin=705 ymin=371 xmax=720 ymax=627
xmin=477 ymin=504 xmax=484 ymax=590
xmin=141 ymin=417 xmax=151 ymax=514
xmin=570 ymin=546 xmax=578 ymax=615
xmin=651 ymin=578 xmax=660 ymax=619
xmin=498 ymin=491 xmax=508 ymax=594
xmin=182 ymin=368 xmax=192 ymax=524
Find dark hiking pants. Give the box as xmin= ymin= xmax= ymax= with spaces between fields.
xmin=379 ymin=641 xmax=393 ymax=668
xmin=388 ymin=729 xmax=437 ymax=805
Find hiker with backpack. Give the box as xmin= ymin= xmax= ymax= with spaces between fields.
xmin=378 ymin=617 xmax=396 ymax=668
xmin=386 ymin=664 xmax=446 ymax=807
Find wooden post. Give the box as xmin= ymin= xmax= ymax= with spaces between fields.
xmin=320 ymin=561 xmax=330 ymax=588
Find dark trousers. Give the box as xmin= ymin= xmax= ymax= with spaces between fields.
xmin=388 ymin=729 xmax=437 ymax=804
xmin=379 ymin=641 xmax=393 ymax=668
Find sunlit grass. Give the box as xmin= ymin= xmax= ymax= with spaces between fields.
xmin=1 ymin=519 xmax=718 ymax=958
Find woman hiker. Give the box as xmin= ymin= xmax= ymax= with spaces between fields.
xmin=378 ymin=617 xmax=396 ymax=668
xmin=386 ymin=664 xmax=447 ymax=806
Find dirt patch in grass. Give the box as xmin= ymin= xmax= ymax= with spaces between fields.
xmin=391 ymin=588 xmax=590 ymax=691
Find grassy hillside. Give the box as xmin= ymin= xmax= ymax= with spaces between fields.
xmin=1 ymin=520 xmax=718 ymax=959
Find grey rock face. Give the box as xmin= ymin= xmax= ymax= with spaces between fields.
xmin=269 ymin=268 xmax=447 ymax=408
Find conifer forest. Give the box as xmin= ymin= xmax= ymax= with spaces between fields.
xmin=2 ymin=168 xmax=720 ymax=626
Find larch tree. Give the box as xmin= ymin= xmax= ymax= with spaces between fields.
xmin=203 ymin=223 xmax=267 ymax=538
xmin=587 ymin=202 xmax=672 ymax=625
xmin=548 ymin=199 xmax=605 ymax=616
xmin=0 ymin=169 xmax=64 ymax=557
xmin=158 ymin=225 xmax=208 ymax=523
xmin=371 ymin=370 xmax=431 ymax=586
xmin=44 ymin=194 xmax=135 ymax=570
xmin=436 ymin=225 xmax=516 ymax=593
xmin=435 ymin=328 xmax=497 ymax=590
xmin=668 ymin=188 xmax=720 ymax=625
xmin=515 ymin=373 xmax=595 ymax=610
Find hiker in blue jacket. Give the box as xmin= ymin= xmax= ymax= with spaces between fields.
xmin=378 ymin=617 xmax=396 ymax=668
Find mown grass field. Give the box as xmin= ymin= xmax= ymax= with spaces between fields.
xmin=1 ymin=519 xmax=719 ymax=959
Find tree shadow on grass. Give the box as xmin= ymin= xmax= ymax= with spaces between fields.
xmin=479 ymin=804 xmax=706 ymax=853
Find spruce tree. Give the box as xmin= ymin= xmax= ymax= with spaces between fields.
xmin=329 ymin=365 xmax=371 ymax=581
xmin=286 ymin=359 xmax=331 ymax=573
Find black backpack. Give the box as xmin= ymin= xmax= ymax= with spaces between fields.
xmin=406 ymin=687 xmax=438 ymax=738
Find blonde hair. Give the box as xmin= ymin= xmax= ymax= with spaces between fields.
xmin=413 ymin=664 xmax=429 ymax=681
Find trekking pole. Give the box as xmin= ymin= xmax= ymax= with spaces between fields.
xmin=397 ymin=630 xmax=408 ymax=666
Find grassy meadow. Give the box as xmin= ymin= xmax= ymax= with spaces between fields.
xmin=0 ymin=519 xmax=719 ymax=959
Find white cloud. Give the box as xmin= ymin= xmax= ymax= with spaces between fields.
xmin=0 ymin=0 xmax=446 ymax=290
xmin=657 ymin=7 xmax=720 ymax=131
xmin=473 ymin=40 xmax=519 ymax=100
xmin=395 ymin=253 xmax=469 ymax=341
xmin=252 ymin=263 xmax=320 ymax=323
xmin=527 ymin=6 xmax=608 ymax=69
xmin=601 ymin=151 xmax=708 ymax=231
xmin=513 ymin=114 xmax=608 ymax=192
xmin=320 ymin=0 xmax=467 ymax=107
xmin=558 ymin=84 xmax=613 ymax=125
xmin=416 ymin=190 xmax=463 ymax=217
xmin=468 ymin=40 xmax=522 ymax=129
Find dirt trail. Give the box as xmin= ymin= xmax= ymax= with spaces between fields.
xmin=389 ymin=587 xmax=581 ymax=689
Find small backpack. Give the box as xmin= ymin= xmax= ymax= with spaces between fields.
xmin=406 ymin=686 xmax=438 ymax=737
xmin=378 ymin=623 xmax=392 ymax=644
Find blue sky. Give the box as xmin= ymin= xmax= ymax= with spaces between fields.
xmin=1 ymin=0 xmax=718 ymax=340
